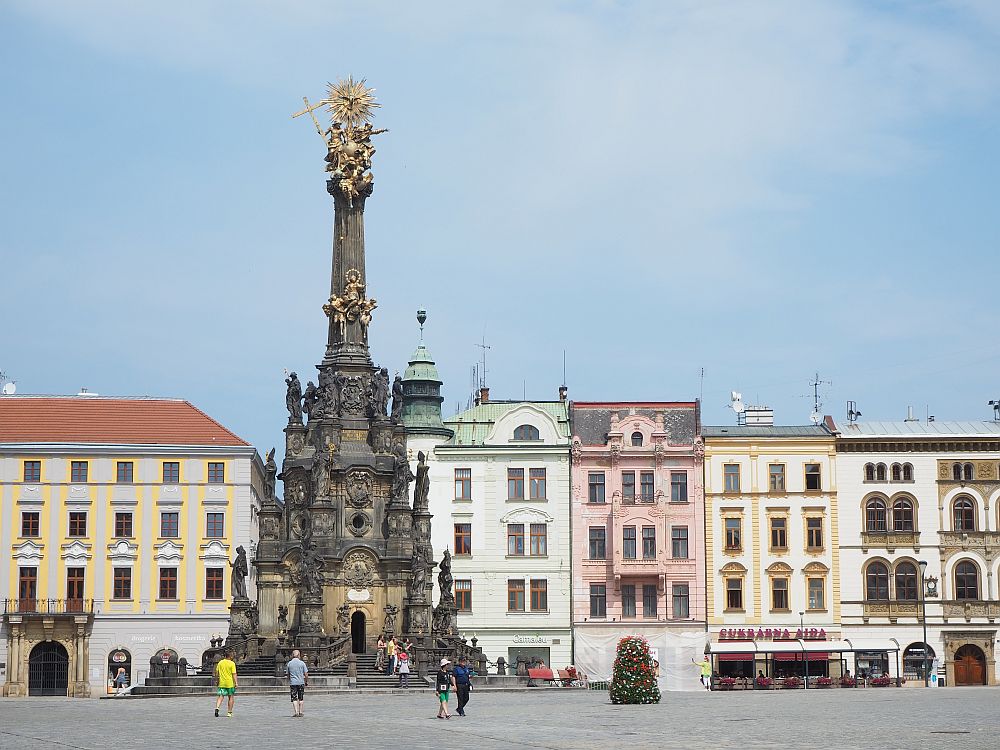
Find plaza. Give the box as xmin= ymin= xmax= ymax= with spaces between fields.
xmin=0 ymin=687 xmax=997 ymax=749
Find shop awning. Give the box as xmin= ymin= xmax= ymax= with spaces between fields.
xmin=709 ymin=641 xmax=760 ymax=655
xmin=717 ymin=653 xmax=755 ymax=661
xmin=774 ymin=652 xmax=828 ymax=661
xmin=843 ymin=638 xmax=901 ymax=653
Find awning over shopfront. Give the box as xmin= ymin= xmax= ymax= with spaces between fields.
xmin=708 ymin=639 xmax=896 ymax=658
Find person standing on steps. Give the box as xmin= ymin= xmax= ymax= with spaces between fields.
xmin=286 ymin=649 xmax=309 ymax=718
xmin=375 ymin=634 xmax=386 ymax=672
xmin=453 ymin=656 xmax=472 ymax=716
xmin=214 ymin=650 xmax=238 ymax=717
xmin=435 ymin=658 xmax=454 ymax=719
xmin=385 ymin=637 xmax=397 ymax=676
xmin=397 ymin=650 xmax=410 ymax=688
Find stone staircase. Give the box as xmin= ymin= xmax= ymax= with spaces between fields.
xmin=329 ymin=652 xmax=427 ymax=689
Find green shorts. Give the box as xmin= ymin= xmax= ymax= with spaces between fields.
xmin=217 ymin=687 xmax=236 ymax=696
xmin=438 ymin=690 xmax=449 ymax=702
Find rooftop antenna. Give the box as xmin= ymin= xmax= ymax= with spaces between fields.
xmin=416 ymin=309 xmax=427 ymax=342
xmin=989 ymin=399 xmax=1000 ymax=421
xmin=847 ymin=400 xmax=862 ymax=424
xmin=700 ymin=367 xmax=705 ymax=403
xmin=562 ymin=350 xmax=567 ymax=388
xmin=729 ymin=391 xmax=745 ymax=425
xmin=0 ymin=371 xmax=15 ymax=396
xmin=477 ymin=336 xmax=491 ymax=389
xmin=808 ymin=372 xmax=831 ymax=425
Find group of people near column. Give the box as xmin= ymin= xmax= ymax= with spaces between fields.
xmin=376 ymin=634 xmax=413 ymax=687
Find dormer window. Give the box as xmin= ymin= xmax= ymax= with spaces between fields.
xmin=631 ymin=432 xmax=643 ymax=447
xmin=513 ymin=424 xmax=539 ymax=441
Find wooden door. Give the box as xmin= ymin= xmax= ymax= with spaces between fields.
xmin=954 ymin=645 xmax=987 ymax=686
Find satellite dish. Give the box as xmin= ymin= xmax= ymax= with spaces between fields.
xmin=2 ymin=382 xmax=15 ymax=395
xmin=810 ymin=411 xmax=821 ymax=425
xmin=730 ymin=391 xmax=745 ymax=414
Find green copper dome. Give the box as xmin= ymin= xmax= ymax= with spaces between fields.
xmin=401 ymin=340 xmax=452 ymax=437
xmin=402 ymin=344 xmax=441 ymax=384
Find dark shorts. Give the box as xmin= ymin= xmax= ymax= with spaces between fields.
xmin=290 ymin=685 xmax=305 ymax=702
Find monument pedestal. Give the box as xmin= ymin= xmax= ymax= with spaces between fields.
xmin=226 ymin=598 xmax=257 ymax=644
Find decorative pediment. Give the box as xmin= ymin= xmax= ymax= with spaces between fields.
xmin=720 ymin=562 xmax=747 ymax=575
xmin=199 ymin=540 xmax=230 ymax=564
xmin=12 ymin=540 xmax=44 ymax=566
xmin=766 ymin=561 xmax=793 ymax=575
xmin=107 ymin=539 xmax=139 ymax=565
xmin=499 ymin=506 xmax=555 ymax=525
xmin=803 ymin=562 xmax=830 ymax=574
xmin=17 ymin=485 xmax=43 ymax=505
xmin=61 ymin=540 xmax=93 ymax=565
xmin=154 ymin=540 xmax=184 ymax=565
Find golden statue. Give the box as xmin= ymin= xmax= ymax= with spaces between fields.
xmin=322 ymin=268 xmax=378 ymax=337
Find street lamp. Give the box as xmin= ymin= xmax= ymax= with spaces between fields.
xmin=918 ymin=560 xmax=929 ymax=687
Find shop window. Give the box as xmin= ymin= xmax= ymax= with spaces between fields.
xmin=530 ymin=579 xmax=548 ymax=611
xmin=623 ymin=526 xmax=637 ymax=559
xmin=205 ymin=567 xmax=224 ymax=600
xmin=671 ymin=526 xmax=688 ymax=559
xmin=895 ymin=562 xmax=918 ymax=601
xmin=725 ymin=578 xmax=743 ymax=611
xmin=806 ymin=518 xmax=824 ymax=550
xmin=955 ymin=560 xmax=980 ymax=600
xmin=805 ymin=463 xmax=822 ymax=491
xmin=865 ymin=561 xmax=889 ymax=601
xmin=529 ymin=468 xmax=546 ymax=499
xmin=723 ymin=464 xmax=740 ymax=493
xmin=23 ymin=460 xmax=41 ymax=483
xmin=642 ymin=584 xmax=658 ymax=617
xmin=454 ymin=523 xmax=472 ymax=555
xmin=507 ymin=469 xmax=524 ymax=500
xmin=672 ymin=583 xmax=690 ymax=619
xmin=21 ymin=511 xmax=39 ymax=538
xmin=71 ymin=461 xmax=89 ymax=483
xmin=771 ymin=578 xmax=789 ymax=611
xmin=769 ymin=517 xmax=787 ymax=550
xmin=588 ymin=472 xmax=605 ymax=503
xmin=507 ymin=580 xmax=526 ymax=612
xmin=116 ymin=461 xmax=134 ymax=484
xmin=506 ymin=524 xmax=525 ymax=556
xmin=641 ymin=526 xmax=656 ymax=559
xmin=622 ymin=472 xmax=635 ymax=500
xmin=590 ymin=584 xmax=607 ymax=617
xmin=807 ymin=578 xmax=825 ymax=610
xmin=622 ymin=584 xmax=636 ymax=618
xmin=162 ymin=462 xmax=180 ymax=484
xmin=456 ymin=580 xmax=472 ymax=611
xmin=529 ymin=524 xmax=547 ymax=556
xmin=865 ymin=499 xmax=887 ymax=532
xmin=115 ymin=512 xmax=133 ymax=538
xmin=670 ymin=472 xmax=688 ymax=502
xmin=454 ymin=468 xmax=472 ymax=500
xmin=589 ymin=527 xmax=606 ymax=559
xmin=724 ymin=518 xmax=742 ymax=551
xmin=113 ymin=568 xmax=132 ymax=599
xmin=513 ymin=424 xmax=539 ymax=441
xmin=769 ymin=464 xmax=785 ymax=492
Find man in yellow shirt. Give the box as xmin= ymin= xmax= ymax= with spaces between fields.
xmin=693 ymin=657 xmax=712 ymax=690
xmin=214 ymin=650 xmax=239 ymax=717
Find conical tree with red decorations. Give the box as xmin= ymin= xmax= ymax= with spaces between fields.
xmin=609 ymin=635 xmax=661 ymax=704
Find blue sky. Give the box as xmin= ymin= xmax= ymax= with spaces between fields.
xmin=2 ymin=1 xmax=999 ymax=452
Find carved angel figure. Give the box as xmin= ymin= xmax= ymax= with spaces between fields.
xmin=390 ymin=441 xmax=414 ymax=502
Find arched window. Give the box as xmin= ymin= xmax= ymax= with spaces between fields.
xmin=891 ymin=464 xmax=902 ymax=482
xmin=894 ymin=562 xmax=918 ymax=601
xmin=865 ymin=561 xmax=889 ymax=601
xmin=955 ymin=561 xmax=980 ymax=600
xmin=865 ymin=499 xmax=887 ymax=532
xmin=876 ymin=463 xmax=887 ymax=481
xmin=864 ymin=464 xmax=875 ymax=482
xmin=513 ymin=424 xmax=539 ymax=441
xmin=953 ymin=497 xmax=977 ymax=532
xmin=630 ymin=432 xmax=643 ymax=447
xmin=902 ymin=463 xmax=913 ymax=481
xmin=892 ymin=499 xmax=914 ymax=532
xmin=952 ymin=463 xmax=962 ymax=480
xmin=963 ymin=463 xmax=975 ymax=481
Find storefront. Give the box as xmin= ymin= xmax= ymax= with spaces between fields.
xmin=106 ymin=648 xmax=131 ymax=694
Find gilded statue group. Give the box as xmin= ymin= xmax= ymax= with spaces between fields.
xmin=284 ymin=369 xmax=402 ymax=425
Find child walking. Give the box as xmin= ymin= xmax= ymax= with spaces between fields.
xmin=435 ymin=658 xmax=454 ymax=719
xmin=398 ymin=651 xmax=410 ymax=688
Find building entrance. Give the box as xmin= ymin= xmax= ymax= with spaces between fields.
xmin=28 ymin=642 xmax=69 ymax=696
xmin=954 ymin=644 xmax=987 ymax=686
xmin=351 ymin=611 xmax=367 ymax=654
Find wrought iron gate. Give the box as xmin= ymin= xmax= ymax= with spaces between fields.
xmin=28 ymin=642 xmax=69 ymax=696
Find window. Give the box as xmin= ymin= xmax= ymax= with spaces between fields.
xmin=866 ymin=499 xmax=888 ymax=532
xmin=805 ymin=463 xmax=822 ymax=491
xmin=622 ymin=584 xmax=636 ymax=618
xmin=643 ymin=584 xmax=658 ymax=618
xmin=953 ymin=497 xmax=976 ymax=531
xmin=806 ymin=518 xmax=824 ymax=550
xmin=895 ymin=562 xmax=918 ymax=601
xmin=769 ymin=464 xmax=785 ymax=492
xmin=113 ymin=568 xmax=132 ymax=599
xmin=529 ymin=468 xmax=546 ymax=499
xmin=114 ymin=512 xmax=133 ymax=538
xmin=454 ymin=468 xmax=471 ymax=500
xmin=588 ymin=527 xmax=606 ymax=559
xmin=770 ymin=517 xmax=787 ymax=550
xmin=902 ymin=463 xmax=914 ymax=481
xmin=771 ymin=577 xmax=789 ymax=611
xmin=952 ymin=463 xmax=962 ymax=480
xmin=723 ymin=464 xmax=740 ymax=493
xmin=18 ymin=567 xmax=38 ymax=607
xmin=724 ymin=517 xmax=741 ymax=550
xmin=66 ymin=567 xmax=85 ymax=606
xmin=621 ymin=472 xmax=635 ymax=500
xmin=206 ymin=512 xmax=225 ymax=538
xmin=963 ymin=463 xmax=974 ymax=481
xmin=23 ymin=460 xmax=41 ymax=483
xmin=640 ymin=471 xmax=654 ymax=502
xmin=808 ymin=578 xmax=825 ymax=610
xmin=207 ymin=462 xmax=225 ymax=483
xmin=590 ymin=583 xmax=607 ymax=617
xmin=955 ymin=561 xmax=979 ymax=600
xmin=197 ymin=566 xmax=224 ymax=601
xmin=71 ymin=461 xmax=89 ymax=483
xmin=160 ymin=512 xmax=179 ymax=538
xmin=876 ymin=463 xmax=887 ymax=482
xmin=892 ymin=500 xmax=914 ymax=532
xmin=162 ymin=462 xmax=180 ymax=484
xmin=21 ymin=512 xmax=39 ymax=538
xmin=725 ymin=578 xmax=743 ymax=610
xmin=456 ymin=580 xmax=472 ymax=611
xmin=507 ymin=524 xmax=525 ymax=556
xmin=623 ymin=526 xmax=637 ymax=559
xmin=641 ymin=526 xmax=656 ymax=559
xmin=507 ymin=580 xmax=525 ymax=611
xmin=159 ymin=568 xmax=178 ymax=599
xmin=865 ymin=463 xmax=876 ymax=481
xmin=530 ymin=579 xmax=548 ymax=611
xmin=672 ymin=583 xmax=690 ymax=618
xmin=865 ymin=561 xmax=889 ymax=601
xmin=116 ymin=461 xmax=134 ymax=484
xmin=670 ymin=472 xmax=688 ymax=502
xmin=529 ymin=523 xmax=547 ymax=556
xmin=671 ymin=527 xmax=689 ymax=559
xmin=588 ymin=472 xmax=606 ymax=503
xmin=513 ymin=424 xmax=539 ymax=441
xmin=507 ymin=469 xmax=524 ymax=500
xmin=891 ymin=464 xmax=902 ymax=482
xmin=69 ymin=511 xmax=87 ymax=537
xmin=630 ymin=431 xmax=643 ymax=447
xmin=454 ymin=523 xmax=472 ymax=555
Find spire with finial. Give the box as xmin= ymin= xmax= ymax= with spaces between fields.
xmin=417 ymin=309 xmax=427 ymax=343
xmin=400 ymin=309 xmax=452 ymax=438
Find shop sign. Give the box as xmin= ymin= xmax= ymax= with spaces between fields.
xmin=719 ymin=627 xmax=827 ymax=641
xmin=513 ymin=635 xmax=548 ymax=645
xmin=111 ymin=651 xmax=128 ymax=663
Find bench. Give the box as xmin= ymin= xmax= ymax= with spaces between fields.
xmin=527 ymin=667 xmax=558 ymax=686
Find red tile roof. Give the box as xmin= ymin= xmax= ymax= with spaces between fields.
xmin=0 ymin=397 xmax=250 ymax=447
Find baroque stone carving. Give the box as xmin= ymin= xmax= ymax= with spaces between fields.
xmin=391 ymin=441 xmax=414 ymax=504
xmin=285 ymin=372 xmax=303 ymax=423
xmin=390 ymin=374 xmax=404 ymax=423
xmin=368 ymin=367 xmax=390 ymax=419
xmin=347 ymin=511 xmax=373 ymax=537
xmin=338 ymin=374 xmax=367 ymax=417
xmin=264 ymin=448 xmax=277 ymax=502
xmin=230 ymin=545 xmax=249 ymax=600
xmin=346 ymin=470 xmax=373 ymax=508
xmin=344 ymin=550 xmax=376 ymax=589
xmin=383 ymin=604 xmax=398 ymax=636
xmin=323 ymin=269 xmax=378 ymax=338
xmin=437 ymin=549 xmax=454 ymax=605
xmin=412 ymin=451 xmax=430 ymax=511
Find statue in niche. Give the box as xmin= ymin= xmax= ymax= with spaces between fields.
xmin=437 ymin=549 xmax=454 ymax=604
xmin=277 ymin=605 xmax=289 ymax=632
xmin=413 ymin=451 xmax=430 ymax=511
xmin=383 ymin=604 xmax=398 ymax=636
xmin=390 ymin=441 xmax=414 ymax=503
xmin=368 ymin=367 xmax=390 ymax=419
xmin=264 ymin=448 xmax=277 ymax=502
xmin=312 ymin=450 xmax=329 ymax=500
xmin=317 ymin=368 xmax=337 ymax=419
xmin=409 ymin=547 xmax=427 ymax=600
xmin=230 ymin=545 xmax=249 ymax=600
xmin=302 ymin=381 xmax=320 ymax=422
xmin=285 ymin=372 xmax=303 ymax=423
xmin=337 ymin=603 xmax=351 ymax=635
xmin=299 ymin=542 xmax=324 ymax=599
xmin=390 ymin=374 xmax=404 ymax=422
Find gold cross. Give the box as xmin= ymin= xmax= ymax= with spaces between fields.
xmin=292 ymin=96 xmax=329 ymax=143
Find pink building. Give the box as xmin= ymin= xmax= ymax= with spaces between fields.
xmin=570 ymin=402 xmax=707 ymax=682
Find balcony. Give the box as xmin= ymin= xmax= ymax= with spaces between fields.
xmin=3 ymin=599 xmax=95 ymax=617
xmin=941 ymin=599 xmax=1000 ymax=620
xmin=862 ymin=600 xmax=919 ymax=620
xmin=616 ymin=558 xmax=662 ymax=577
xmin=939 ymin=531 xmax=1000 ymax=556
xmin=860 ymin=531 xmax=920 ymax=551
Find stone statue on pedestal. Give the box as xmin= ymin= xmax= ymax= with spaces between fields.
xmin=337 ymin=603 xmax=351 ymax=635
xmin=413 ymin=451 xmax=430 ymax=511
xmin=390 ymin=374 xmax=404 ymax=422
xmin=285 ymin=372 xmax=303 ymax=423
xmin=383 ymin=604 xmax=398 ymax=636
xmin=230 ymin=545 xmax=249 ymax=600
xmin=264 ymin=448 xmax=277 ymax=502
xmin=437 ymin=549 xmax=454 ymax=604
xmin=390 ymin=441 xmax=414 ymax=503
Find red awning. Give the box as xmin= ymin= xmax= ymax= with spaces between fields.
xmin=773 ymin=652 xmax=829 ymax=661
xmin=717 ymin=653 xmax=754 ymax=661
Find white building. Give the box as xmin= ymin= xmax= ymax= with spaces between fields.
xmin=836 ymin=419 xmax=1000 ymax=686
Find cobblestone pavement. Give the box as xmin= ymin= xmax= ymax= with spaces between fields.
xmin=1 ymin=687 xmax=998 ymax=750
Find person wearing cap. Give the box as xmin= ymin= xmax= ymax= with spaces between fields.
xmin=453 ymin=656 xmax=473 ymax=717
xmin=693 ymin=657 xmax=712 ymax=690
xmin=435 ymin=658 xmax=455 ymax=719
xmin=397 ymin=650 xmax=410 ymax=689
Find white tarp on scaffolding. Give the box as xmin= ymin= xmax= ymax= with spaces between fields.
xmin=573 ymin=629 xmax=710 ymax=692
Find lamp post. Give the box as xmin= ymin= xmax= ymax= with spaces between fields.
xmin=918 ymin=560 xmax=929 ymax=687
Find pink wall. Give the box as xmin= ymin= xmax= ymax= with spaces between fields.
xmin=571 ymin=403 xmax=706 ymax=629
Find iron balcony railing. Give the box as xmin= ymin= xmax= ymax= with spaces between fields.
xmin=3 ymin=598 xmax=95 ymax=615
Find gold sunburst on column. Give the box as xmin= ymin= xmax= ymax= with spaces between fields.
xmin=323 ymin=76 xmax=380 ymax=128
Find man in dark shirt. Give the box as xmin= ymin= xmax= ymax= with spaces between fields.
xmin=453 ymin=656 xmax=473 ymax=717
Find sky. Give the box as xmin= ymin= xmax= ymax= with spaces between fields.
xmin=1 ymin=1 xmax=999 ymax=453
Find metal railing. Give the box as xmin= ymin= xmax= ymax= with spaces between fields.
xmin=3 ymin=598 xmax=95 ymax=615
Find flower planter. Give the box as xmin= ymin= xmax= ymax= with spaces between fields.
xmin=783 ymin=678 xmax=801 ymax=689
xmin=840 ymin=678 xmax=856 ymax=688
xmin=816 ymin=678 xmax=833 ymax=688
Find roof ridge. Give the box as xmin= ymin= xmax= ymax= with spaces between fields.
xmin=179 ymin=400 xmax=250 ymax=446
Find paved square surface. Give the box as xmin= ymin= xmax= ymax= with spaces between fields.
xmin=1 ymin=687 xmax=997 ymax=749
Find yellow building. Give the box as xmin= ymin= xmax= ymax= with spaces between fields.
xmin=703 ymin=420 xmax=841 ymax=681
xmin=0 ymin=395 xmax=263 ymax=697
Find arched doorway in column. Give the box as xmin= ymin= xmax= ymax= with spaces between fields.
xmin=28 ymin=642 xmax=69 ymax=696
xmin=351 ymin=610 xmax=367 ymax=653
xmin=954 ymin=644 xmax=987 ymax=686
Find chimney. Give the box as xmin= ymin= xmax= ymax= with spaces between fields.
xmin=558 ymin=386 xmax=568 ymax=402
xmin=905 ymin=405 xmax=917 ymax=422
xmin=479 ymin=387 xmax=490 ymax=404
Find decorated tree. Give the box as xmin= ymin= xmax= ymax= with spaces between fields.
xmin=609 ymin=635 xmax=661 ymax=704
